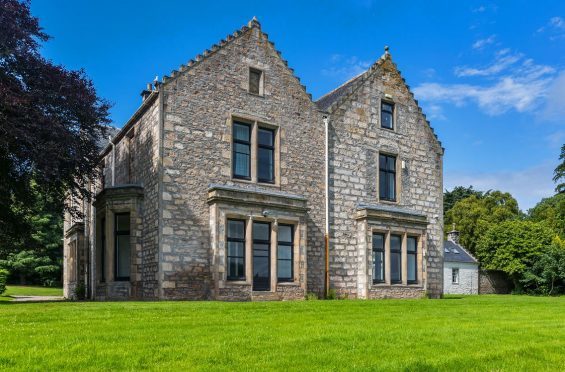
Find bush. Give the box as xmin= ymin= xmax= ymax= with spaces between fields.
xmin=0 ymin=269 xmax=8 ymax=295
xmin=305 ymin=292 xmax=319 ymax=301
xmin=520 ymin=243 xmax=565 ymax=295
xmin=74 ymin=282 xmax=86 ymax=300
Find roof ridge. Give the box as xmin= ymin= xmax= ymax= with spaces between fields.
xmin=315 ymin=71 xmax=365 ymax=103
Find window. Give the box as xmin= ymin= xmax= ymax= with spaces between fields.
xmin=253 ymin=222 xmax=271 ymax=291
xmin=232 ymin=122 xmax=251 ymax=179
xmin=407 ymin=237 xmax=417 ymax=284
xmin=372 ymin=233 xmax=385 ymax=283
xmin=390 ymin=234 xmax=402 ymax=283
xmin=381 ymin=101 xmax=394 ymax=130
xmin=227 ymin=219 xmax=246 ymax=280
xmin=100 ymin=217 xmax=105 ymax=282
xmin=379 ymin=154 xmax=396 ymax=201
xmin=249 ymin=68 xmax=263 ymax=95
xmin=452 ymin=268 xmax=459 ymax=284
xmin=277 ymin=224 xmax=294 ymax=282
xmin=114 ymin=213 xmax=130 ymax=281
xmin=258 ymin=128 xmax=275 ymax=183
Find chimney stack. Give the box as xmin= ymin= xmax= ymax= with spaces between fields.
xmin=447 ymin=223 xmax=460 ymax=244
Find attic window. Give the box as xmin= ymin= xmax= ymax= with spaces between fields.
xmin=381 ymin=101 xmax=394 ymax=130
xmin=249 ymin=68 xmax=263 ymax=95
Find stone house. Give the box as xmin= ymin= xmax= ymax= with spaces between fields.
xmin=443 ymin=229 xmax=479 ymax=295
xmin=63 ymin=18 xmax=444 ymax=301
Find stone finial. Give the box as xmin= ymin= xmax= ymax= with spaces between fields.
xmin=248 ymin=16 xmax=261 ymax=29
xmin=384 ymin=45 xmax=390 ymax=56
xmin=447 ymin=226 xmax=460 ymax=244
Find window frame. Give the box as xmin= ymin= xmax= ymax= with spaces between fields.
xmin=277 ymin=224 xmax=294 ymax=282
xmin=226 ymin=219 xmax=246 ymax=281
xmin=252 ymin=221 xmax=271 ymax=291
xmin=372 ymin=232 xmax=385 ymax=284
xmin=379 ymin=153 xmax=397 ymax=202
xmin=390 ymin=234 xmax=402 ymax=284
xmin=381 ymin=100 xmax=395 ymax=130
xmin=232 ymin=121 xmax=252 ymax=180
xmin=114 ymin=212 xmax=131 ymax=282
xmin=248 ymin=67 xmax=264 ymax=96
xmin=407 ymin=236 xmax=418 ymax=284
xmin=257 ymin=127 xmax=275 ymax=184
xmin=452 ymin=268 xmax=460 ymax=284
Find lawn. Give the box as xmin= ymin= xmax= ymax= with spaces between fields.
xmin=0 ymin=296 xmax=563 ymax=371
xmin=0 ymin=285 xmax=63 ymax=302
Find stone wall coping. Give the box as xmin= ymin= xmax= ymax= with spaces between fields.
xmin=207 ymin=184 xmax=308 ymax=212
xmin=356 ymin=203 xmax=428 ymax=225
xmin=94 ymin=184 xmax=144 ymax=208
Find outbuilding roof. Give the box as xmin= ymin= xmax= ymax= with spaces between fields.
xmin=444 ymin=240 xmax=478 ymax=264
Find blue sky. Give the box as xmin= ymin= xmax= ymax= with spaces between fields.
xmin=31 ymin=0 xmax=564 ymax=210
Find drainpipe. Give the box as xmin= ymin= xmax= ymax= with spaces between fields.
xmin=109 ymin=136 xmax=115 ymax=187
xmin=323 ymin=116 xmax=330 ymax=298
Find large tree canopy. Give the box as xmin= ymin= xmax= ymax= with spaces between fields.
xmin=528 ymin=193 xmax=565 ymax=238
xmin=445 ymin=190 xmax=521 ymax=254
xmin=0 ymin=0 xmax=110 ymax=243
xmin=443 ymin=185 xmax=484 ymax=217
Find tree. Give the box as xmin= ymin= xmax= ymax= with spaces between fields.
xmin=476 ymin=220 xmax=555 ymax=288
xmin=521 ymin=241 xmax=565 ymax=295
xmin=443 ymin=186 xmax=483 ymax=216
xmin=528 ymin=193 xmax=565 ymax=238
xmin=0 ymin=0 xmax=110 ymax=244
xmin=445 ymin=191 xmax=521 ymax=254
xmin=0 ymin=250 xmax=58 ymax=285
xmin=554 ymin=144 xmax=565 ymax=194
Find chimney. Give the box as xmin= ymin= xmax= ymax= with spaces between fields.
xmin=447 ymin=223 xmax=460 ymax=244
xmin=141 ymin=83 xmax=153 ymax=102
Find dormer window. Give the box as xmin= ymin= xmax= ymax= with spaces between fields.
xmin=249 ymin=68 xmax=263 ymax=95
xmin=381 ymin=101 xmax=394 ymax=130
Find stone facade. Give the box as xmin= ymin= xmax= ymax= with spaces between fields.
xmin=63 ymin=18 xmax=444 ymax=301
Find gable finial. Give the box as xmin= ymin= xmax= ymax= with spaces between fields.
xmin=384 ymin=45 xmax=390 ymax=56
xmin=248 ymin=16 xmax=261 ymax=29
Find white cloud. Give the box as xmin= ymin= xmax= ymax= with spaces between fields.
xmin=414 ymin=50 xmax=556 ymax=116
xmin=321 ymin=54 xmax=371 ymax=80
xmin=541 ymin=70 xmax=565 ymax=121
xmin=445 ymin=163 xmax=557 ymax=211
xmin=472 ymin=5 xmax=486 ymax=13
xmin=537 ymin=16 xmax=565 ymax=40
xmin=472 ymin=35 xmax=496 ymax=50
xmin=546 ymin=130 xmax=565 ymax=148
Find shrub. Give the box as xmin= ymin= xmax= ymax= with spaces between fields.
xmin=305 ymin=292 xmax=319 ymax=301
xmin=520 ymin=243 xmax=565 ymax=295
xmin=74 ymin=282 xmax=86 ymax=300
xmin=0 ymin=269 xmax=8 ymax=295
xmin=326 ymin=289 xmax=337 ymax=300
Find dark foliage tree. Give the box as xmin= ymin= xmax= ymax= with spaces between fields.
xmin=0 ymin=0 xmax=110 ymax=245
xmin=443 ymin=185 xmax=484 ymax=216
xmin=554 ymin=144 xmax=565 ymax=194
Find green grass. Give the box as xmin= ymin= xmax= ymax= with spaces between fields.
xmin=0 ymin=285 xmax=63 ymax=301
xmin=0 ymin=296 xmax=564 ymax=371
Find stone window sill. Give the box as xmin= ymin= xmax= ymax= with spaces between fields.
xmin=231 ymin=177 xmax=281 ymax=189
xmin=277 ymin=282 xmax=299 ymax=287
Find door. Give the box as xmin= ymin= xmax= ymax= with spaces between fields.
xmin=252 ymin=221 xmax=271 ymax=291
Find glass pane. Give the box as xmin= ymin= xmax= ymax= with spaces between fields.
xmin=387 ymin=156 xmax=396 ymax=171
xmin=253 ymin=222 xmax=270 ymax=241
xmin=234 ymin=142 xmax=250 ymax=155
xmin=278 ymin=225 xmax=292 ymax=243
xmin=253 ymin=243 xmax=269 ymax=257
xmin=258 ymin=147 xmax=273 ymax=182
xmin=249 ymin=70 xmax=261 ymax=94
xmin=233 ymin=123 xmax=250 ymax=141
xmin=228 ymin=241 xmax=244 ymax=258
xmin=258 ymin=128 xmax=274 ymax=147
xmin=228 ymin=257 xmax=244 ymax=278
xmin=391 ymin=235 xmax=402 ymax=251
xmin=408 ymin=254 xmax=416 ymax=281
xmin=116 ymin=214 xmax=130 ymax=232
xmin=234 ymin=152 xmax=250 ymax=177
xmin=381 ymin=112 xmax=393 ymax=129
xmin=379 ymin=155 xmax=386 ymax=169
xmin=278 ymin=260 xmax=292 ymax=279
xmin=407 ymin=237 xmax=417 ymax=252
xmin=253 ymin=257 xmax=269 ymax=278
xmin=116 ymin=235 xmax=130 ymax=278
xmin=278 ymin=245 xmax=292 ymax=260
xmin=387 ymin=173 xmax=396 ymax=200
xmin=373 ymin=233 xmax=384 ymax=250
xmin=373 ymin=251 xmax=384 ymax=281
xmin=391 ymin=252 xmax=401 ymax=282
xmin=379 ymin=170 xmax=387 ymax=199
xmin=382 ymin=102 xmax=393 ymax=112
xmin=227 ymin=220 xmax=245 ymax=239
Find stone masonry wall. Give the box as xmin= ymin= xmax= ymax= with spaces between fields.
xmin=444 ymin=262 xmax=479 ymax=295
xmin=159 ymin=24 xmax=326 ymax=299
xmin=327 ymin=57 xmax=444 ymax=298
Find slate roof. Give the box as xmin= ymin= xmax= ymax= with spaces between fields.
xmin=316 ymin=72 xmax=365 ymax=111
xmin=444 ymin=240 xmax=478 ymax=264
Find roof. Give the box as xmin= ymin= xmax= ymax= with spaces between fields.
xmin=444 ymin=240 xmax=478 ymax=264
xmin=314 ymin=49 xmax=443 ymax=153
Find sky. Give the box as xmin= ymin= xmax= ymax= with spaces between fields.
xmin=31 ymin=0 xmax=565 ymax=211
